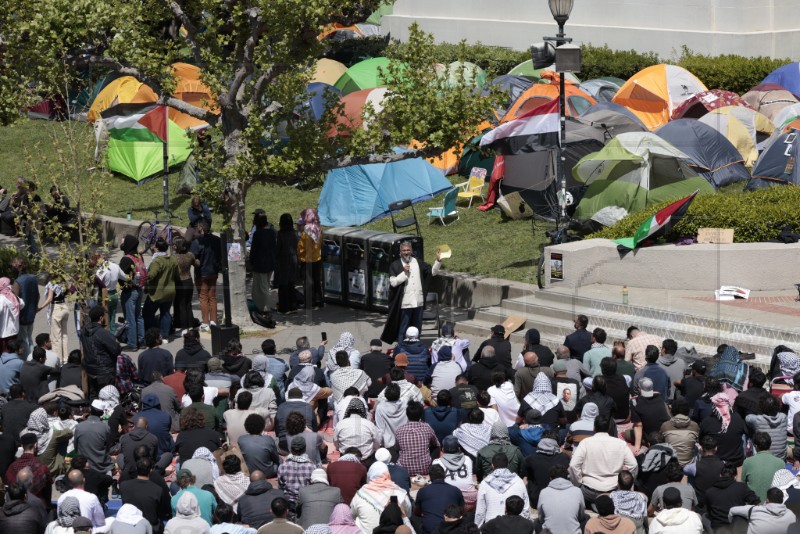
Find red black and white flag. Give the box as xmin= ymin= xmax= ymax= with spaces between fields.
xmin=615 ymin=190 xmax=699 ymax=250
xmin=479 ymin=99 xmax=560 ymax=155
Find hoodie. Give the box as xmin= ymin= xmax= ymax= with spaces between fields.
xmin=164 ymin=492 xmax=208 ymax=534
xmin=585 ymin=514 xmax=636 ymax=534
xmin=423 ymin=406 xmax=464 ymax=444
xmin=467 ymin=357 xmax=512 ymax=392
xmin=374 ymin=400 xmax=408 ymax=448
xmin=175 ymin=342 xmax=212 ymax=372
xmin=746 ymin=413 xmax=788 ymax=459
xmin=656 ymin=354 xmax=687 ymax=399
xmin=660 ymin=414 xmax=699 ymax=466
xmin=537 ymin=478 xmax=585 ymax=534
xmin=729 ymin=503 xmax=797 ymax=534
xmin=0 ymin=499 xmax=43 ymax=532
xmin=133 ymin=394 xmax=174 ymax=456
xmin=81 ymin=321 xmax=121 ymax=377
xmin=120 ymin=427 xmax=159 ymax=474
xmin=649 ymin=508 xmax=703 ymax=534
xmin=705 ymin=476 xmax=760 ymax=527
xmin=237 ymin=479 xmax=286 ymax=529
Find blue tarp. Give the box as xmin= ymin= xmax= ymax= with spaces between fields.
xmin=319 ymin=156 xmax=452 ymax=226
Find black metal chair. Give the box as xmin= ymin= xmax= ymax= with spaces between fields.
xmin=421 ymin=292 xmax=441 ymax=333
xmin=388 ymin=199 xmax=421 ymax=237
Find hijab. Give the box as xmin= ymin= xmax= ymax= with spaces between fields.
xmin=301 ymin=208 xmax=321 ymax=243
xmin=329 ymin=503 xmax=361 ymax=534
xmin=778 ymin=351 xmax=800 ymax=379
xmin=26 ymin=407 xmax=52 ymax=452
xmin=116 ymin=504 xmax=146 ymax=526
xmin=328 ymin=331 xmax=356 ymax=371
xmin=489 ymin=420 xmax=510 ymax=444
xmin=305 ymin=526 xmax=333 ymax=534
xmin=57 ymin=496 xmax=81 ymax=527
xmin=175 ymin=492 xmax=201 ymax=519
xmin=288 ymin=366 xmax=321 ymax=402
xmin=523 ymin=373 xmax=558 ymax=414
xmin=192 ymin=446 xmax=220 ymax=479
xmin=357 ymin=462 xmax=400 ymax=510
xmin=0 ymin=277 xmax=20 ymax=315
xmin=711 ymin=391 xmax=733 ymax=432
xmin=709 ymin=345 xmax=748 ymax=391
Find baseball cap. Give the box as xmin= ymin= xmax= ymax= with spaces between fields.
xmin=177 ymin=468 xmax=193 ymax=479
xmin=442 ymin=436 xmax=461 ymax=453
xmin=370 ymin=339 xmax=382 ymax=348
xmin=491 ymin=324 xmax=505 ymax=336
xmin=290 ymin=436 xmax=307 ymax=452
xmin=552 ymin=360 xmax=568 ymax=373
xmin=72 ymin=517 xmax=93 ymax=532
xmin=638 ymin=377 xmax=655 ymax=397
xmin=394 ymin=353 xmax=409 ymax=366
xmin=691 ymin=360 xmax=707 ymax=373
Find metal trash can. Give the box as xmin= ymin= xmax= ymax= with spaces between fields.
xmin=322 ymin=227 xmax=358 ymax=304
xmin=343 ymin=230 xmax=384 ymax=308
xmin=367 ymin=232 xmax=424 ymax=312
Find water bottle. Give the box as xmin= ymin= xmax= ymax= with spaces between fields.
xmin=622 ymin=285 xmax=629 ymax=305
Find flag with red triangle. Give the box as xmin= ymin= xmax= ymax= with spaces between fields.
xmin=101 ymin=103 xmax=168 ymax=143
xmin=614 ymin=190 xmax=699 ymax=250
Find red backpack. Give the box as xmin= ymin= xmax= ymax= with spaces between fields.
xmin=125 ymin=253 xmax=148 ymax=289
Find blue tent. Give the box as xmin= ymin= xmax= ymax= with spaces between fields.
xmin=319 ymin=156 xmax=452 ymax=226
xmin=762 ymin=63 xmax=800 ymax=99
xmin=295 ymin=82 xmax=341 ymax=121
xmin=745 ymin=129 xmax=800 ymax=190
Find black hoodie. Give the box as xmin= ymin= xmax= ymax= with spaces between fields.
xmin=467 ymin=357 xmax=514 ymax=392
xmin=81 ymin=321 xmax=121 ymax=377
xmin=175 ymin=342 xmax=212 ymax=372
xmin=237 ymin=479 xmax=287 ymax=529
xmin=120 ymin=427 xmax=159 ymax=476
xmin=705 ymin=475 xmax=760 ymax=527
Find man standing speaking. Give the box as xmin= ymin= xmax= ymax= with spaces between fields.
xmin=381 ymin=241 xmax=441 ymax=343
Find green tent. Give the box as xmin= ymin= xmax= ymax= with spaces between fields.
xmin=366 ymin=2 xmax=393 ymax=25
xmin=437 ymin=61 xmax=488 ymax=88
xmin=334 ymin=57 xmax=394 ymax=95
xmin=106 ymin=119 xmax=193 ymax=183
xmin=572 ymin=132 xmax=715 ymax=221
xmin=458 ymin=132 xmax=495 ymax=177
xmin=508 ymin=60 xmax=580 ymax=84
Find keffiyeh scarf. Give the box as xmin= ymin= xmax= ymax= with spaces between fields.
xmin=330 ymin=367 xmax=370 ymax=402
xmin=452 ymin=423 xmax=491 ymax=456
xmin=192 ymin=447 xmax=220 ymax=479
xmin=57 ymin=496 xmax=81 ymax=527
xmin=327 ymin=332 xmax=356 ymax=373
xmin=778 ymin=351 xmax=800 ymax=379
xmin=711 ymin=392 xmax=733 ymax=432
xmin=27 ymin=407 xmax=52 ymax=453
xmin=484 ymin=468 xmax=517 ymax=494
xmin=611 ymin=490 xmax=648 ymax=519
xmin=288 ymin=366 xmax=320 ymax=402
xmin=214 ymin=472 xmax=250 ymax=506
xmin=523 ymin=373 xmax=558 ymax=414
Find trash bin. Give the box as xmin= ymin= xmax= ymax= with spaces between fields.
xmin=322 ymin=227 xmax=358 ymax=304
xmin=367 ymin=232 xmax=424 ymax=312
xmin=343 ymin=230 xmax=384 ymax=308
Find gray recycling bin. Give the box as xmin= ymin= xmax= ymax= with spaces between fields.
xmin=343 ymin=230 xmax=384 ymax=308
xmin=322 ymin=227 xmax=358 ymax=304
xmin=367 ymin=232 xmax=424 ymax=312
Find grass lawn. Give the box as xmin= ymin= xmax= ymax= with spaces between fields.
xmin=0 ymin=118 xmax=551 ymax=284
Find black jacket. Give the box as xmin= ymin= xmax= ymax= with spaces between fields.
xmin=360 ymin=350 xmax=392 ymax=397
xmin=0 ymin=399 xmax=37 ymax=445
xmin=82 ymin=321 xmax=121 ymax=377
xmin=58 ymin=363 xmax=83 ymax=389
xmin=524 ymin=451 xmax=571 ymax=507
xmin=475 ymin=337 xmax=513 ymax=368
xmin=190 ymin=233 xmax=222 ymax=278
xmin=433 ymin=516 xmax=476 ymax=534
xmin=237 ymin=479 xmax=287 ymax=529
xmin=480 ymin=514 xmax=535 ymax=534
xmin=120 ymin=427 xmax=159 ymax=473
xmin=175 ymin=342 xmax=212 ymax=372
xmin=692 ymin=454 xmax=726 ymax=508
xmin=19 ymin=360 xmax=57 ymax=403
xmin=0 ymin=499 xmax=44 ymax=534
xmin=564 ymin=329 xmax=592 ymax=362
xmin=704 ymin=475 xmax=760 ymax=527
xmin=250 ymin=227 xmax=277 ymax=273
xmin=467 ymin=357 xmax=514 ymax=392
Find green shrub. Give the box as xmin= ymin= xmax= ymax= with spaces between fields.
xmin=590 ymin=186 xmax=800 ymax=243
xmin=580 ymin=45 xmax=660 ymax=81
xmin=0 ymin=246 xmax=36 ymax=278
xmin=391 ymin=40 xmax=529 ymax=77
xmin=676 ymin=46 xmax=790 ymax=95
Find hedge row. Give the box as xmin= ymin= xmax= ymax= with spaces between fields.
xmin=589 ymin=186 xmax=800 ymax=244
xmin=344 ymin=38 xmax=791 ymax=95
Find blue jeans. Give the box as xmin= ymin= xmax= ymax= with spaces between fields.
xmin=121 ymin=288 xmax=144 ymax=347
xmin=397 ymin=306 xmax=423 ymax=342
xmin=144 ymin=298 xmax=173 ymax=338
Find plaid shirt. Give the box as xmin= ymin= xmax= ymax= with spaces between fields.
xmin=396 ymin=421 xmax=440 ymax=476
xmin=115 ymin=353 xmax=139 ymax=395
xmin=278 ymin=455 xmax=315 ymax=503
xmin=5 ymin=453 xmax=52 ymax=499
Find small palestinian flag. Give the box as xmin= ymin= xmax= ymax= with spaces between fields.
xmin=479 ymin=99 xmax=560 ymax=155
xmin=614 ymin=190 xmax=699 ymax=250
xmin=101 ymin=103 xmax=168 ymax=143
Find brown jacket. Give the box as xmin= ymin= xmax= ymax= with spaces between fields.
xmin=514 ymin=365 xmax=554 ymax=401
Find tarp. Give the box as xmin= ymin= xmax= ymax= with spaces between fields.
xmin=744 ymin=130 xmax=800 ymax=190
xmin=318 ymin=156 xmax=452 ymax=226
xmin=699 ymin=106 xmax=775 ymax=167
xmin=334 ymin=57 xmax=394 ymax=95
xmin=572 ymin=132 xmax=715 ymax=221
xmin=311 ymin=59 xmax=348 ymax=86
xmin=741 ymin=83 xmax=800 ymax=122
xmin=655 ymin=119 xmax=750 ymax=188
xmin=670 ymin=89 xmax=751 ymax=120
xmin=612 ymin=64 xmax=707 ymax=130
xmin=762 ymin=63 xmax=800 ymax=99
xmin=502 ymin=73 xmax=596 ymax=122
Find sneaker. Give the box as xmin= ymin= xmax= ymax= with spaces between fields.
xmin=160 ymin=339 xmax=168 ymax=345
xmin=200 ymin=323 xmax=209 ymax=331
xmin=180 ymin=329 xmax=189 ymax=336
xmin=209 ymin=321 xmax=217 ymax=327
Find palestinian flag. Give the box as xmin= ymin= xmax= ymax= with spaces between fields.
xmin=614 ymin=190 xmax=699 ymax=250
xmin=101 ymin=103 xmax=168 ymax=143
xmin=479 ymin=99 xmax=559 ymax=155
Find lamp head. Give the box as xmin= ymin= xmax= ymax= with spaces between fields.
xmin=548 ymin=0 xmax=575 ymax=20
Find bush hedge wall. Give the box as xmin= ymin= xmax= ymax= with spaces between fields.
xmin=590 ymin=186 xmax=800 ymax=244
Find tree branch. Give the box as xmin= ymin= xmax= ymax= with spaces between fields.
xmin=227 ymin=8 xmax=265 ymax=106
xmin=168 ymin=1 xmax=204 ymax=67
xmin=245 ymin=64 xmax=291 ymax=114
xmin=158 ymin=96 xmax=218 ymax=125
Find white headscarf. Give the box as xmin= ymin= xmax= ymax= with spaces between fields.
xmin=116 ymin=504 xmax=146 ymax=526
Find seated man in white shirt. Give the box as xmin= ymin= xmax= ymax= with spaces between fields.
xmin=57 ymin=469 xmax=106 ymax=528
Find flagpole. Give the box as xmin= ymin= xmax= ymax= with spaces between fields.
xmin=162 ymin=105 xmax=169 ymax=215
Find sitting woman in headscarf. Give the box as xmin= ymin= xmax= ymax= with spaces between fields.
xmin=350 ymin=462 xmax=413 ymax=533
xmin=287 ymin=366 xmax=332 ymax=423
xmin=708 ymin=344 xmax=749 ymax=394
xmin=164 ymin=492 xmax=210 ymax=534
xmin=520 ymin=373 xmax=565 ymax=428
xmin=27 ymin=406 xmax=72 ymax=477
xmin=769 ymin=345 xmax=800 ymax=385
xmin=328 ymin=502 xmax=361 ymax=534
xmin=243 ymin=354 xmax=280 ymax=399
xmin=46 ymin=495 xmax=82 ymax=534
xmin=327 ymin=331 xmax=361 ymax=374
xmin=109 ymin=503 xmax=152 ymax=534
xmin=430 ymin=322 xmax=470 ymax=372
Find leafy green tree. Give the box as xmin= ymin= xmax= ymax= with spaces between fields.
xmin=0 ymin=1 xmax=493 ymax=325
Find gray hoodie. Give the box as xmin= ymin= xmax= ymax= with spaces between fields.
xmin=729 ymin=503 xmax=797 ymax=534
xmin=374 ymin=399 xmax=408 ymax=448
xmin=537 ymin=477 xmax=585 ymax=534
xmin=656 ymin=353 xmax=686 ymax=400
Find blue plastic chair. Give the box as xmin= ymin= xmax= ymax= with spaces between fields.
xmin=426 ymin=187 xmax=460 ymax=225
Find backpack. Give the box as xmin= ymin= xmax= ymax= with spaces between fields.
xmin=125 ymin=253 xmax=148 ymax=289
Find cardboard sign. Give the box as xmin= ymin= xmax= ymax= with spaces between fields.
xmin=502 ymin=315 xmax=527 ymax=339
xmin=698 ymin=228 xmax=734 ymax=244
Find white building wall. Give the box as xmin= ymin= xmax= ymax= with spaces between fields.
xmin=383 ymin=0 xmax=800 ymax=60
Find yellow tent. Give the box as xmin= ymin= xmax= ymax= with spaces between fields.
xmin=311 ymin=59 xmax=348 ymax=86
xmin=87 ymin=76 xmax=157 ymax=123
xmin=699 ymin=106 xmax=775 ymax=167
xmin=612 ymin=64 xmax=707 ymax=130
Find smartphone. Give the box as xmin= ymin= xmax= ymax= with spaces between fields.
xmin=321 ymin=332 xmax=327 ymax=342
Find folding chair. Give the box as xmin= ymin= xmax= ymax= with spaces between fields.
xmin=388 ymin=199 xmax=421 ymax=237
xmin=421 ymin=292 xmax=441 ymax=333
xmin=455 ymin=169 xmax=486 ymax=207
xmin=426 ymin=187 xmax=459 ymax=225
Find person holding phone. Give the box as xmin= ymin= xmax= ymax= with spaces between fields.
xmin=380 ymin=241 xmax=442 ymax=344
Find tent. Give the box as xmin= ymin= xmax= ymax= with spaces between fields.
xmin=655 ymin=120 xmax=750 ymax=188
xmin=330 ymin=87 xmax=389 ymax=136
xmin=741 ymin=83 xmax=800 ymax=122
xmin=572 ymin=132 xmax=715 ymax=222
xmin=366 ymin=2 xmax=393 ymax=25
xmin=670 ymin=89 xmax=751 ymax=120
xmin=334 ymin=57 xmax=396 ymax=95
xmin=761 ymin=62 xmax=800 ymax=98
xmin=318 ymin=23 xmax=380 ymax=41
xmin=27 ymin=95 xmax=67 ymax=120
xmin=782 ymin=119 xmax=800 ymax=134
xmin=295 ymin=82 xmax=341 ymax=121
xmin=318 ymin=156 xmax=452 ymax=226
xmin=87 ymin=76 xmax=157 ymax=122
xmin=577 ymin=102 xmax=648 ymax=138
xmin=507 ymin=60 xmax=580 ymax=84
xmin=772 ymin=103 xmax=800 ymax=129
xmin=458 ymin=132 xmax=496 ymax=177
xmin=744 ymin=130 xmax=800 ymax=190
xmin=482 ymin=75 xmax=533 ymax=120
xmin=612 ymin=64 xmax=707 ymax=130
xmin=579 ymin=78 xmax=624 ymax=102
xmin=699 ymin=106 xmax=775 ymax=166
xmin=71 ymin=73 xmax=121 ymax=116
xmin=436 ymin=61 xmax=488 ymax=88
xmin=502 ymin=73 xmax=596 ymax=122
xmin=408 ymin=120 xmax=491 ymax=175
xmin=311 ymin=59 xmax=348 ymax=86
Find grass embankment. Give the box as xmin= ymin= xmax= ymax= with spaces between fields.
xmin=0 ymin=119 xmax=551 ymax=284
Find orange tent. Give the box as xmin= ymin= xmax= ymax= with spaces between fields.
xmin=612 ymin=64 xmax=707 ymax=130
xmin=502 ymin=72 xmax=596 ymax=123
xmin=87 ymin=76 xmax=157 ymax=123
xmin=408 ymin=120 xmax=491 ymax=174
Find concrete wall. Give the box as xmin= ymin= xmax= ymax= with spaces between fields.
xmin=384 ymin=0 xmax=800 ymax=59
xmin=544 ymin=238 xmax=800 ymax=290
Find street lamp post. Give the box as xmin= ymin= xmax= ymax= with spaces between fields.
xmin=547 ymin=0 xmax=573 ymax=223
